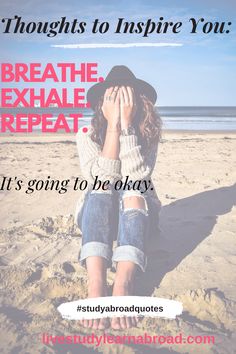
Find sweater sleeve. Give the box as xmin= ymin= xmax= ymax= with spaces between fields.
xmin=76 ymin=126 xmax=121 ymax=184
xmin=119 ymin=134 xmax=158 ymax=180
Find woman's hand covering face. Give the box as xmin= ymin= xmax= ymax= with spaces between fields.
xmin=101 ymin=86 xmax=120 ymax=128
xmin=120 ymin=86 xmax=137 ymax=129
xmin=101 ymin=86 xmax=136 ymax=129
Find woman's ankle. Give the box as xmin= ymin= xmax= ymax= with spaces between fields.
xmin=87 ymin=277 xmax=107 ymax=297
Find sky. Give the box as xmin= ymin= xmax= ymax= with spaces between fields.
xmin=0 ymin=0 xmax=236 ymax=106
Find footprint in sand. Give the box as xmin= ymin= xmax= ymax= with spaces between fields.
xmin=24 ymin=268 xmax=43 ymax=285
xmin=62 ymin=262 xmax=76 ymax=274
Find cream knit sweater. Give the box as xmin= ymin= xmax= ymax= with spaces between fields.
xmin=74 ymin=126 xmax=161 ymax=223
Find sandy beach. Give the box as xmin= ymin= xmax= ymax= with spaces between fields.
xmin=0 ymin=131 xmax=235 ymax=354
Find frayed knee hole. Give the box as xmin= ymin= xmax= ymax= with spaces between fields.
xmin=123 ymin=195 xmax=147 ymax=211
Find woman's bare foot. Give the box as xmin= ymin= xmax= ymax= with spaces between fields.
xmin=111 ymin=261 xmax=138 ymax=330
xmin=80 ymin=256 xmax=109 ymax=330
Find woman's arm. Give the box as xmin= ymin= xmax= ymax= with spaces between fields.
xmin=76 ymin=87 xmax=121 ymax=184
xmin=119 ymin=86 xmax=158 ymax=180
xmin=101 ymin=87 xmax=120 ymax=160
xmin=119 ymin=134 xmax=158 ymax=180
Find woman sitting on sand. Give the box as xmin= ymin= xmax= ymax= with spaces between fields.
xmin=75 ymin=65 xmax=162 ymax=330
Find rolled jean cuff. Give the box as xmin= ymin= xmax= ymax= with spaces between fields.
xmin=79 ymin=242 xmax=112 ymax=268
xmin=112 ymin=245 xmax=147 ymax=272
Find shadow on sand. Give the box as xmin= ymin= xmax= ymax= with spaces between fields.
xmin=137 ymin=184 xmax=236 ymax=296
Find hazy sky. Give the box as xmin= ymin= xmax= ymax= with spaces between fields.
xmin=1 ymin=0 xmax=235 ymax=106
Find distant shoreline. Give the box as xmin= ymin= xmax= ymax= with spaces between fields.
xmin=1 ymin=130 xmax=236 ymax=140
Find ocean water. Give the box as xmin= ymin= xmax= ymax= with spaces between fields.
xmin=79 ymin=106 xmax=236 ymax=131
xmin=158 ymin=107 xmax=236 ymax=131
xmin=1 ymin=106 xmax=236 ymax=131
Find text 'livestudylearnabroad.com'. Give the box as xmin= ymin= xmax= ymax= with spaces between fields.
xmin=42 ymin=333 xmax=215 ymax=346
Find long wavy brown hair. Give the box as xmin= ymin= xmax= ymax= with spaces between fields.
xmin=91 ymin=92 xmax=162 ymax=153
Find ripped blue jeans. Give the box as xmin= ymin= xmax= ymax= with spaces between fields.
xmin=77 ymin=187 xmax=151 ymax=272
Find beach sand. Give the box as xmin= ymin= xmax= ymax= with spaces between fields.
xmin=0 ymin=131 xmax=235 ymax=353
